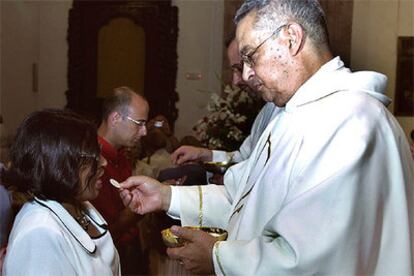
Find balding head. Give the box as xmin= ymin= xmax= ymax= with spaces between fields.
xmin=101 ymin=86 xmax=147 ymax=121
xmin=99 ymin=86 xmax=149 ymax=148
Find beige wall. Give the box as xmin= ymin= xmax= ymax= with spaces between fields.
xmin=172 ymin=0 xmax=224 ymax=138
xmin=1 ymin=0 xmax=413 ymax=142
xmin=0 ymin=0 xmax=71 ymax=141
xmin=351 ymin=0 xmax=414 ymax=138
xmin=0 ymin=0 xmax=223 ymax=140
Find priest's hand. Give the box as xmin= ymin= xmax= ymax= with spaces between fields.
xmin=119 ymin=176 xmax=171 ymax=215
xmin=171 ymin=146 xmax=212 ymax=165
xmin=167 ymin=225 xmax=216 ymax=274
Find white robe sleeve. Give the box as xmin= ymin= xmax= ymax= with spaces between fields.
xmin=3 ymin=227 xmax=76 ymax=275
xmin=212 ymin=103 xmax=276 ymax=164
xmin=177 ymin=184 xmax=233 ymax=229
xmin=211 ymin=139 xmax=251 ymax=163
xmin=168 ymin=161 xmax=247 ymax=227
xmin=212 ymin=150 xmax=235 ymax=163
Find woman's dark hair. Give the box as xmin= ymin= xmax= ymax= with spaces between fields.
xmin=1 ymin=109 xmax=100 ymax=203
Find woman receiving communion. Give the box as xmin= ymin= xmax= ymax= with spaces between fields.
xmin=2 ymin=109 xmax=120 ymax=275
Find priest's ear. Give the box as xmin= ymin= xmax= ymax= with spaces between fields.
xmin=285 ymin=23 xmax=304 ymax=56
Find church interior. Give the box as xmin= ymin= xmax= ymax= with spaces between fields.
xmin=0 ymin=0 xmax=413 ymax=157
xmin=0 ymin=0 xmax=413 ymax=275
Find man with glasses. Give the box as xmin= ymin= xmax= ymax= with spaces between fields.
xmin=120 ymin=0 xmax=414 ymax=275
xmin=91 ymin=86 xmax=149 ymax=275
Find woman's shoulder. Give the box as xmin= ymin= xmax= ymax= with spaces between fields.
xmin=11 ymin=201 xmax=64 ymax=237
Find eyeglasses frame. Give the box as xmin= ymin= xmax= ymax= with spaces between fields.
xmin=125 ymin=116 xmax=147 ymax=128
xmin=80 ymin=153 xmax=100 ymax=162
xmin=241 ymin=24 xmax=288 ymax=68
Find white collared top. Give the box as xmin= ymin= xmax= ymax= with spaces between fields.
xmin=3 ymin=198 xmax=120 ymax=276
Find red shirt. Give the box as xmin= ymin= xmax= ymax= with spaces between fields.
xmin=91 ymin=136 xmax=137 ymax=242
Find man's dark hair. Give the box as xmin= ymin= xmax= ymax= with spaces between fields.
xmin=2 ymin=109 xmax=100 ymax=203
xmin=410 ymin=129 xmax=414 ymax=142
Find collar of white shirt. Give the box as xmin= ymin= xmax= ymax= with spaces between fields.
xmin=285 ymin=56 xmax=389 ymax=112
xmin=34 ymin=197 xmax=108 ymax=254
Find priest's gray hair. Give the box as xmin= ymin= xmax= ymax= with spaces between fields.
xmin=234 ymin=0 xmax=329 ymax=45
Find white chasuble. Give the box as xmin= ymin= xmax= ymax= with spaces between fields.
xmin=171 ymin=57 xmax=414 ymax=276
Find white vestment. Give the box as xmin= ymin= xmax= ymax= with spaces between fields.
xmin=212 ymin=102 xmax=278 ymax=163
xmin=169 ymin=57 xmax=414 ymax=275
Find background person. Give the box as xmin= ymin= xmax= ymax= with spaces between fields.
xmin=171 ymin=34 xmax=278 ymax=170
xmin=91 ymin=86 xmax=149 ymax=275
xmin=140 ymin=127 xmax=174 ymax=178
xmin=0 ymin=163 xmax=10 ymax=247
xmin=0 ymin=163 xmax=11 ymax=271
xmin=119 ymin=0 xmax=414 ymax=274
xmin=2 ymin=109 xmax=119 ymax=275
xmin=149 ymin=114 xmax=180 ymax=153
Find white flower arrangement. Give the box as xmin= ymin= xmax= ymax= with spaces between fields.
xmin=193 ymin=84 xmax=263 ymax=151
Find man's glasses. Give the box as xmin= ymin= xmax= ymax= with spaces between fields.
xmin=80 ymin=153 xmax=100 ymax=162
xmin=126 ymin=116 xmax=147 ymax=128
xmin=241 ymin=24 xmax=287 ymax=68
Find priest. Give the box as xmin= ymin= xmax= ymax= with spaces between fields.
xmin=119 ymin=0 xmax=414 ymax=275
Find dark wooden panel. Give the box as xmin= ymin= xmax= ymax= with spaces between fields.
xmin=222 ymin=0 xmax=243 ymax=84
xmin=67 ymin=0 xmax=179 ymax=126
xmin=395 ymin=37 xmax=414 ymax=116
xmin=320 ymin=0 xmax=353 ymax=66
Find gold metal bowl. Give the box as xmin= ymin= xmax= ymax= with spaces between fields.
xmin=161 ymin=226 xmax=228 ymax=247
xmin=202 ymin=161 xmax=235 ymax=174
